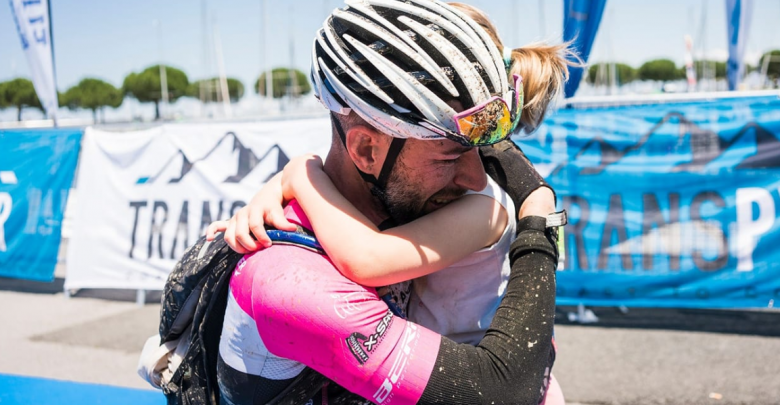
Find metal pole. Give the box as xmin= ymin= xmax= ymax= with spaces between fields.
xmin=511 ymin=0 xmax=517 ymax=45
xmin=214 ymin=23 xmax=233 ymax=118
xmin=200 ymin=0 xmax=208 ymax=115
xmin=263 ymin=0 xmax=273 ymax=107
xmin=698 ymin=3 xmax=709 ymax=91
xmin=154 ymin=20 xmax=169 ymax=119
xmin=48 ymin=0 xmax=58 ymax=127
xmin=759 ymin=55 xmax=770 ymax=87
xmin=607 ymin=9 xmax=616 ymax=95
xmin=288 ymin=2 xmax=296 ymax=104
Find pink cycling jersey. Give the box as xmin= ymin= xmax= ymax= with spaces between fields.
xmin=224 ymin=201 xmax=441 ymax=404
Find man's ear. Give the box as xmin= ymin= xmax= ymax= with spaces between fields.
xmin=344 ymin=124 xmax=390 ymax=178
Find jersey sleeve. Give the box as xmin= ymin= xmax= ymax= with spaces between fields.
xmin=240 ymin=245 xmax=441 ymax=405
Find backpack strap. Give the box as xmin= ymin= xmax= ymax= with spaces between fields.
xmin=266 ymin=228 xmax=323 ymax=254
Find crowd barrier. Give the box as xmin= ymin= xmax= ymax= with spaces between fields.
xmin=65 ymin=119 xmax=332 ymax=292
xmin=0 ymin=129 xmax=81 ymax=281
xmin=1 ymin=93 xmax=778 ymax=309
xmin=532 ymin=94 xmax=780 ymax=308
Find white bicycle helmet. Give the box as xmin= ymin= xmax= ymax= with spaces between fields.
xmin=311 ymin=0 xmax=512 ymax=143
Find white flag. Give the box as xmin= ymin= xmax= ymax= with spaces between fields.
xmin=9 ymin=0 xmax=58 ymax=122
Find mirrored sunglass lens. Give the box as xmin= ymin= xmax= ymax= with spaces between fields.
xmin=456 ymin=99 xmax=512 ymax=145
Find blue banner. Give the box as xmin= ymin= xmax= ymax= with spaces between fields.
xmin=563 ymin=0 xmax=607 ymax=98
xmin=0 ymin=129 xmax=81 ymax=282
xmin=518 ymin=95 xmax=780 ymax=308
xmin=726 ymin=0 xmax=754 ymax=91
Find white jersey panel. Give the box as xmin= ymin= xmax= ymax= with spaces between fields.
xmin=408 ymin=176 xmax=516 ymax=345
xmin=219 ymin=288 xmax=306 ymax=379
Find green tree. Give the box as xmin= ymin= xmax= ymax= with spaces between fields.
xmin=187 ymin=77 xmax=245 ymax=102
xmin=692 ymin=60 xmax=727 ymax=79
xmin=759 ymin=50 xmax=780 ymax=81
xmin=255 ymin=68 xmax=311 ymax=99
xmin=122 ymin=65 xmax=189 ymax=120
xmin=0 ymin=83 xmax=7 ymax=111
xmin=638 ymin=59 xmax=685 ymax=82
xmin=586 ymin=62 xmax=638 ymax=85
xmin=0 ymin=78 xmax=42 ymax=121
xmin=62 ymin=78 xmax=123 ymax=123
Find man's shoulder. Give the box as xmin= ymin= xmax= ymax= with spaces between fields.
xmin=228 ymin=244 xmax=338 ymax=315
xmin=236 ymin=244 xmax=333 ymax=279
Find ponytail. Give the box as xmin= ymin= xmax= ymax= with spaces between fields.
xmin=509 ymin=43 xmax=582 ymax=133
xmin=447 ymin=2 xmax=582 ymax=134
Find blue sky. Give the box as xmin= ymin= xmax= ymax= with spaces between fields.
xmin=1 ymin=0 xmax=779 ymax=107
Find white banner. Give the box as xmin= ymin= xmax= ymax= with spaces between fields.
xmin=10 ymin=0 xmax=58 ymax=122
xmin=65 ymin=118 xmax=332 ymax=291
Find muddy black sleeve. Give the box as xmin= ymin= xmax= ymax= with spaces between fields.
xmin=480 ymin=139 xmax=554 ymax=219
xmin=418 ymin=216 xmax=558 ymax=405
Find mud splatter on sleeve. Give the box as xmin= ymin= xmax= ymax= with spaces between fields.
xmin=419 ymin=216 xmax=558 ymax=405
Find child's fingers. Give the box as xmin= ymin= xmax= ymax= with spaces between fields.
xmin=234 ymin=207 xmax=262 ymax=252
xmin=223 ymin=217 xmax=248 ymax=254
xmin=205 ymin=220 xmax=228 ymax=241
xmin=266 ymin=207 xmax=298 ymax=232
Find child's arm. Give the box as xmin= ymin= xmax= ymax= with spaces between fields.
xmin=280 ymin=155 xmax=507 ymax=287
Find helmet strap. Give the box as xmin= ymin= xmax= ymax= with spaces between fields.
xmin=377 ymin=137 xmax=406 ymax=188
xmin=331 ymin=112 xmax=406 ymax=190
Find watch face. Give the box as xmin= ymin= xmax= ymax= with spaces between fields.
xmin=545 ymin=210 xmax=568 ymax=228
xmin=542 ymin=212 xmax=567 ymax=270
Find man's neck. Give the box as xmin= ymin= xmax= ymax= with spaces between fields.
xmin=323 ymin=150 xmax=389 ymax=228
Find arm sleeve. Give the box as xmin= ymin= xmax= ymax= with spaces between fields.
xmin=418 ymin=216 xmax=558 ymax=405
xmin=480 ymin=139 xmax=555 ymax=219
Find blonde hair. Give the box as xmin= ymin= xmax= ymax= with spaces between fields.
xmin=449 ymin=2 xmax=581 ymax=133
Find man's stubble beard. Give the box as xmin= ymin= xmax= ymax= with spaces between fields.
xmin=370 ymin=164 xmax=469 ymax=226
xmin=368 ymin=156 xmax=429 ymax=226
xmin=370 ymin=180 xmax=423 ymax=226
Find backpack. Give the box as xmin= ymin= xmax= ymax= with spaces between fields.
xmin=143 ymin=229 xmax=334 ymax=405
xmin=157 ymin=232 xmax=243 ymax=404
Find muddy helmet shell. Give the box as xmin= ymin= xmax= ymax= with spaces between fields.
xmin=311 ymin=0 xmax=509 ymax=141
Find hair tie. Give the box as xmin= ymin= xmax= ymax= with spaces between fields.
xmin=502 ymin=47 xmax=513 ymax=70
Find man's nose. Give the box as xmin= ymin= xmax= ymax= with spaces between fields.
xmin=453 ymin=148 xmax=487 ymax=192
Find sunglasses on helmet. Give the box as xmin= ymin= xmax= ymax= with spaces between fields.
xmin=422 ymin=74 xmax=524 ymax=147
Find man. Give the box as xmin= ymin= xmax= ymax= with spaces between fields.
xmin=216 ymin=1 xmax=559 ymax=404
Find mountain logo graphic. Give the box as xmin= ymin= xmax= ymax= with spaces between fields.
xmin=550 ymin=112 xmax=780 ymax=176
xmin=135 ymin=132 xmax=289 ymax=185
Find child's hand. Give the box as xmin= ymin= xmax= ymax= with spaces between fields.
xmin=205 ymin=220 xmax=228 ymax=241
xmin=205 ymin=172 xmax=297 ymax=254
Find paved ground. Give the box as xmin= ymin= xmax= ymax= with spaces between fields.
xmin=553 ymin=306 xmax=780 ymax=405
xmin=0 ymin=276 xmax=161 ymax=391
xmin=2 ymin=262 xmax=779 ymax=404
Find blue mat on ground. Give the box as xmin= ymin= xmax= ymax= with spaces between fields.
xmin=0 ymin=374 xmax=163 ymax=405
